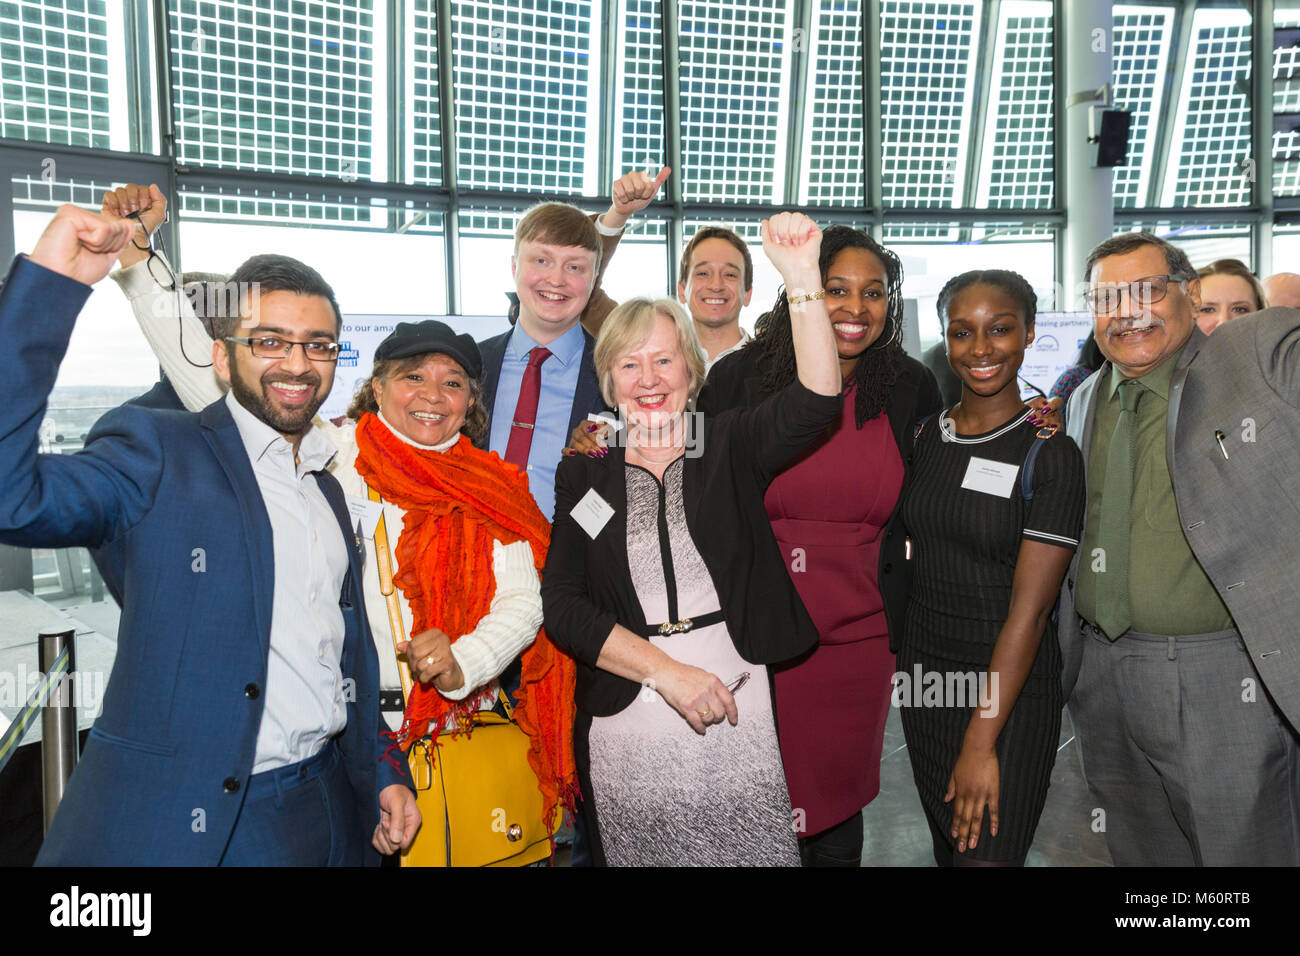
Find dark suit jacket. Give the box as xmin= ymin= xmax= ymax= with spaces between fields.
xmin=478 ymin=324 xmax=610 ymax=445
xmin=0 ymin=256 xmax=408 ymax=866
xmin=1060 ymin=310 xmax=1300 ymax=731
xmin=541 ymin=380 xmax=841 ymax=718
xmin=697 ymin=345 xmax=943 ymax=652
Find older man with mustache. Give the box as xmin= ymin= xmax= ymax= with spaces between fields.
xmin=1058 ymin=232 xmax=1300 ymax=866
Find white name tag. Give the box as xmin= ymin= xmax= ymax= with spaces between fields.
xmin=960 ymin=456 xmax=1020 ymax=498
xmin=571 ymin=488 xmax=615 ymax=540
xmin=345 ymin=494 xmax=385 ymax=539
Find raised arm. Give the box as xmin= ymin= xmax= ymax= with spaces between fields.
xmin=581 ymin=166 xmax=672 ymax=337
xmin=761 ymin=213 xmax=839 ymax=396
xmin=721 ymin=214 xmax=841 ymax=480
xmin=102 ymin=184 xmax=224 ymax=412
xmin=0 ymin=206 xmax=160 ymax=549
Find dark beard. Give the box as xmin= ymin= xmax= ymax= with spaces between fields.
xmin=227 ymin=363 xmax=326 ymax=437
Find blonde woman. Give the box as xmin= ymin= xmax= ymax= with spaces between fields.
xmin=541 ymin=213 xmax=841 ymax=865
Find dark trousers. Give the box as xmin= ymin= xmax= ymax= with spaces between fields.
xmin=219 ymin=741 xmax=364 ymax=866
xmin=799 ymin=810 xmax=863 ymax=867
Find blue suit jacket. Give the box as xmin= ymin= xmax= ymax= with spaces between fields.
xmin=477 ymin=324 xmax=608 ymax=444
xmin=0 ymin=256 xmax=409 ymax=866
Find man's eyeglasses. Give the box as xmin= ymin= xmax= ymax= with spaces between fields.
xmin=225 ymin=335 xmax=342 ymax=363
xmin=1083 ymin=274 xmax=1187 ymax=315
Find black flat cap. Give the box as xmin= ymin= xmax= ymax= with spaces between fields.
xmin=373 ymin=320 xmax=483 ymax=380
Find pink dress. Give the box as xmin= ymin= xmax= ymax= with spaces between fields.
xmin=764 ymin=384 xmax=904 ymax=837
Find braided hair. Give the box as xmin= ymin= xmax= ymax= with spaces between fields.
xmin=935 ymin=269 xmax=1038 ymax=331
xmin=753 ymin=225 xmax=905 ymax=428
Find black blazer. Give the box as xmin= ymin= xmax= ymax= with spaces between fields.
xmin=541 ymin=380 xmax=842 ymax=717
xmin=477 ymin=325 xmax=610 ymax=445
xmin=697 ymin=344 xmax=942 ymax=653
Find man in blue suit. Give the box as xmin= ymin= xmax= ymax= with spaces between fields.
xmin=1 ymin=204 xmax=418 ymax=865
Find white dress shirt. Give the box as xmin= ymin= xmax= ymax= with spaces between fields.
xmin=225 ymin=392 xmax=350 ymax=773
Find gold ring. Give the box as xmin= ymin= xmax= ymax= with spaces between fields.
xmin=698 ymin=708 xmax=711 ymax=718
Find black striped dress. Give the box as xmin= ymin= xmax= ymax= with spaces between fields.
xmin=896 ymin=406 xmax=1085 ymax=863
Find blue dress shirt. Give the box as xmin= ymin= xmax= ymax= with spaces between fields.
xmin=488 ymin=321 xmax=586 ymax=521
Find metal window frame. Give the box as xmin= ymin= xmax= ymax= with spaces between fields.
xmin=0 ymin=0 xmax=1283 ymax=311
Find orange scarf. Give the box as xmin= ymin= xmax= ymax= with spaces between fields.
xmin=352 ymin=412 xmax=578 ymax=824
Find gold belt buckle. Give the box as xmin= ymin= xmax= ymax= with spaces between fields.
xmin=657 ymin=618 xmax=693 ymax=636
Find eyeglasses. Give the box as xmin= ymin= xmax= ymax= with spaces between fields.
xmin=128 ymin=209 xmax=214 ymax=370
xmin=225 ymin=335 xmax=342 ymax=362
xmin=126 ymin=209 xmax=177 ymax=292
xmin=1083 ymin=274 xmax=1186 ymax=315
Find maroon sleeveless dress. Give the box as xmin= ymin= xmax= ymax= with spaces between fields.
xmin=765 ymin=383 xmax=904 ymax=837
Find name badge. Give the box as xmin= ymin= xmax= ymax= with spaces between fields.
xmin=960 ymin=456 xmax=1019 ymax=498
xmin=571 ymin=488 xmax=615 ymax=540
xmin=345 ymin=494 xmax=384 ymax=539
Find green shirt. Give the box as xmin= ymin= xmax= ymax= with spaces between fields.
xmin=1075 ymin=346 xmax=1235 ymax=636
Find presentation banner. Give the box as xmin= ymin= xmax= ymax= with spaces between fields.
xmin=1019 ymin=311 xmax=1094 ymax=398
xmin=320 ymin=313 xmax=509 ymax=422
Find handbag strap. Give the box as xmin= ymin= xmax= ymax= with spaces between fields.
xmin=367 ymin=483 xmax=414 ymax=701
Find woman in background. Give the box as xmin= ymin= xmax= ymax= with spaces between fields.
xmin=1195 ymin=258 xmax=1267 ymax=335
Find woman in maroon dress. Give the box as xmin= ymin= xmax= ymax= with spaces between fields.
xmin=697 ymin=226 xmax=941 ymax=865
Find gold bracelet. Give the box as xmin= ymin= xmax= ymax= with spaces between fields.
xmin=786 ymin=289 xmax=825 ymax=307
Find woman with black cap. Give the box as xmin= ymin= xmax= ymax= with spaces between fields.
xmin=343 ymin=320 xmax=576 ymax=848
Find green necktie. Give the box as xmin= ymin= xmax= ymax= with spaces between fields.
xmin=1096 ymin=379 xmax=1144 ymax=640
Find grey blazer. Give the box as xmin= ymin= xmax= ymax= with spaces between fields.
xmin=1059 ymin=309 xmax=1300 ymax=732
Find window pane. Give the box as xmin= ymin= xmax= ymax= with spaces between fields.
xmin=679 ymin=0 xmax=795 ymax=204
xmin=0 ymin=0 xmax=122 ymax=149
xmin=169 ymin=0 xmax=381 ymax=182
xmin=1116 ymin=221 xmax=1253 ymax=270
xmin=1273 ymin=6 xmax=1300 ymax=197
xmin=880 ymin=0 xmax=981 ymax=238
xmin=1161 ymin=6 xmax=1253 ymax=207
xmin=408 ymin=0 xmax=444 ymax=186
xmin=1111 ymin=5 xmax=1175 ymax=209
xmin=613 ymin=0 xmax=665 ymax=176
xmin=799 ymin=0 xmax=864 ymax=206
xmin=12 ymin=175 xmax=161 ymax=392
xmin=601 ymin=218 xmax=670 ymax=304
xmin=1272 ymin=224 xmax=1300 ymax=272
xmin=450 ymin=0 xmax=599 ymax=194
xmin=457 ymin=207 xmax=519 ymax=317
xmin=974 ymin=0 xmax=1055 ymax=211
xmin=177 ymin=188 xmax=446 ymax=316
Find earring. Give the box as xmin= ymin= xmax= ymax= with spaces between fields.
xmin=869 ymin=314 xmax=901 ymax=350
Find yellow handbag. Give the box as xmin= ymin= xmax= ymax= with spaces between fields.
xmin=366 ymin=485 xmax=557 ymax=867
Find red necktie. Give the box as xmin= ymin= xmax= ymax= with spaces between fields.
xmin=504 ymin=347 xmax=552 ymax=470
